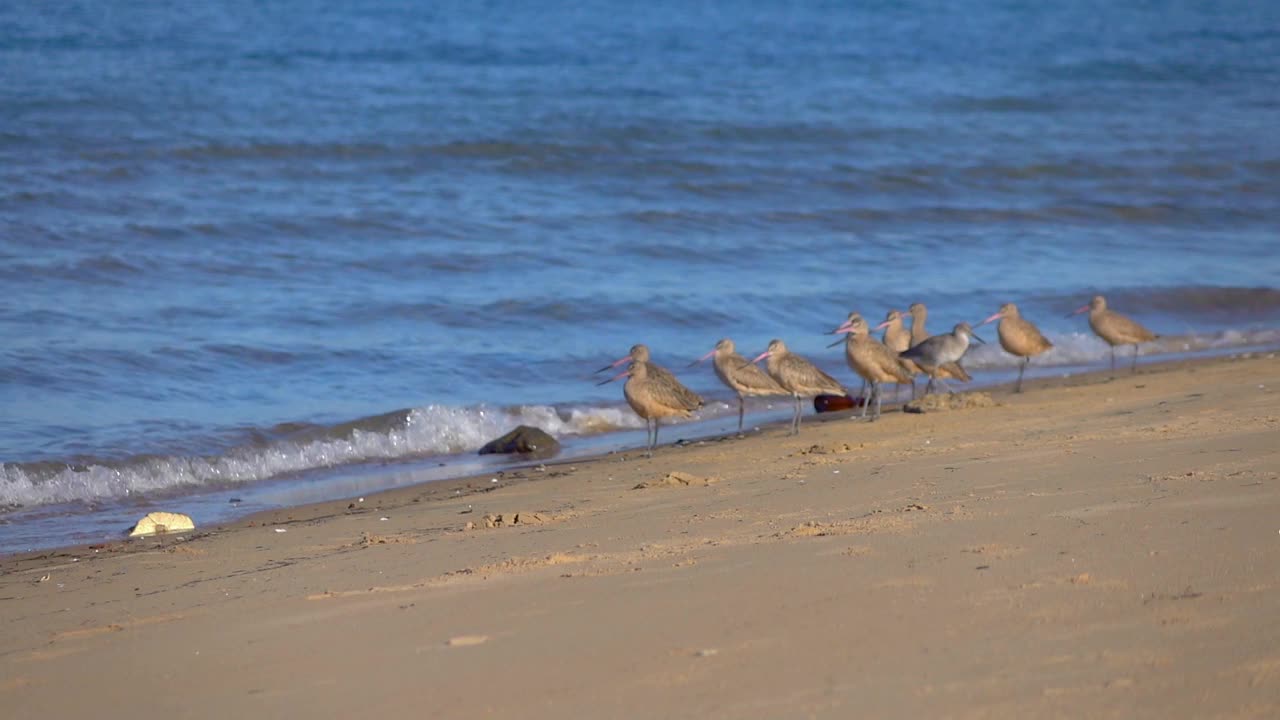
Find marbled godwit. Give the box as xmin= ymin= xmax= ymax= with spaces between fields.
xmin=875 ymin=309 xmax=919 ymax=399
xmin=751 ymin=339 xmax=846 ymax=435
xmin=978 ymin=302 xmax=1053 ymax=393
xmin=597 ymin=361 xmax=703 ymax=457
xmin=899 ymin=322 xmax=985 ymax=395
xmin=831 ymin=313 xmax=913 ymax=421
xmin=692 ymin=338 xmax=786 ymax=434
xmin=1068 ymin=295 xmax=1157 ymax=373
xmin=907 ymin=302 xmax=973 ymax=384
xmin=596 ymin=343 xmax=692 ymax=397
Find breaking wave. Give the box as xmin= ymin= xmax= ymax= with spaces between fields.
xmin=0 ymin=403 xmax=645 ymax=509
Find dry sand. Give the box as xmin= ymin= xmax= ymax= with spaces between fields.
xmin=3 ymin=354 xmax=1279 ymax=719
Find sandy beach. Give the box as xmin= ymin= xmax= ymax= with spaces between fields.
xmin=3 ymin=353 xmax=1278 ymax=718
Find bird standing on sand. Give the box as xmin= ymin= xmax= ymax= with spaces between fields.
xmin=907 ymin=302 xmax=973 ymax=384
xmin=899 ymin=322 xmax=985 ymax=395
xmin=598 ymin=361 xmax=703 ymax=457
xmin=1068 ymin=295 xmax=1157 ymax=374
xmin=691 ymin=338 xmax=786 ymax=434
xmin=875 ymin=309 xmax=920 ymax=399
xmin=752 ymin=339 xmax=847 ymax=436
xmin=830 ymin=313 xmax=913 ymax=421
xmin=979 ymin=302 xmax=1053 ymax=393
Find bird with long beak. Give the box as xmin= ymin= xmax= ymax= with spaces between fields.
xmin=898 ymin=323 xmax=985 ymax=395
xmin=751 ymin=339 xmax=846 ymax=435
xmin=597 ymin=361 xmax=702 ymax=457
xmin=690 ymin=338 xmax=785 ymax=434
xmin=828 ymin=313 xmax=913 ymax=421
xmin=596 ymin=344 xmax=677 ymax=385
xmin=1067 ymin=295 xmax=1157 ymax=375
xmin=874 ymin=309 xmax=920 ymax=400
xmin=978 ymin=303 xmax=1053 ymax=393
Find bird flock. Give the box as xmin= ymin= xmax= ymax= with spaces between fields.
xmin=597 ymin=296 xmax=1157 ymax=455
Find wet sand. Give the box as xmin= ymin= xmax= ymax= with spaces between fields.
xmin=3 ymin=354 xmax=1279 ymax=719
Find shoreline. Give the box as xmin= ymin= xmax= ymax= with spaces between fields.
xmin=2 ymin=351 xmax=1278 ymax=717
xmin=2 ymin=348 xmax=1274 ymax=567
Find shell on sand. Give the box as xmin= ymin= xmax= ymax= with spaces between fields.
xmin=128 ymin=511 xmax=196 ymax=538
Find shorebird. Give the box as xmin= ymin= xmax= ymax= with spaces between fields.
xmin=1068 ymin=295 xmax=1157 ymax=374
xmin=907 ymin=302 xmax=973 ymax=384
xmin=597 ymin=361 xmax=703 ymax=457
xmin=979 ymin=302 xmax=1053 ymax=393
xmin=752 ymin=339 xmax=846 ymax=436
xmin=691 ymin=338 xmax=786 ymax=434
xmin=596 ymin=344 xmax=684 ymax=389
xmin=899 ymin=322 xmax=985 ymax=395
xmin=875 ymin=309 xmax=919 ymax=399
xmin=830 ymin=313 xmax=913 ymax=421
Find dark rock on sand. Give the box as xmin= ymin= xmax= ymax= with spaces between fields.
xmin=478 ymin=426 xmax=561 ymax=459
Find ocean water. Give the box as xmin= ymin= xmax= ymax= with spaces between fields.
xmin=3 ymin=0 xmax=1279 ymax=553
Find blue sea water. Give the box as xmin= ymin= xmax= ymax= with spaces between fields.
xmin=2 ymin=0 xmax=1279 ymax=552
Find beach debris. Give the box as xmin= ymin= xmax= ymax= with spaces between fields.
xmin=794 ymin=443 xmax=853 ymax=456
xmin=478 ymin=425 xmax=561 ymax=459
xmin=446 ymin=635 xmax=489 ymax=647
xmin=903 ymin=391 xmax=997 ymax=414
xmin=471 ymin=512 xmax=550 ymax=529
xmin=633 ymin=471 xmax=721 ymax=489
xmin=813 ymin=393 xmax=865 ymax=413
xmin=274 ymin=527 xmax=287 ymax=533
xmin=128 ymin=511 xmax=195 ymax=538
xmin=37 ymin=574 xmax=50 ymax=583
xmin=695 ymin=648 xmax=719 ymax=658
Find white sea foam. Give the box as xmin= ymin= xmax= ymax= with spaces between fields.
xmin=0 ymin=403 xmax=647 ymax=509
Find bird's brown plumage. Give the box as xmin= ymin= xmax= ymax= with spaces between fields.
xmin=1086 ymin=296 xmax=1156 ymax=347
xmin=756 ymin=339 xmax=845 ymax=435
xmin=993 ymin=303 xmax=1053 ymax=359
xmin=841 ymin=314 xmax=912 ymax=386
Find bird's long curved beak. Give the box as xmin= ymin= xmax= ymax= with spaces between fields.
xmin=594 ymin=355 xmax=630 ymax=374
xmin=970 ymin=331 xmax=987 ymax=344
xmin=978 ymin=312 xmax=1002 ymax=327
xmin=596 ymin=368 xmax=630 ymax=386
xmin=873 ymin=319 xmax=892 ymax=331
xmin=1065 ymin=304 xmax=1089 ymax=318
xmin=688 ymin=349 xmax=715 ymax=368
xmin=826 ymin=322 xmax=853 ymax=347
xmin=750 ymin=351 xmax=770 ymax=364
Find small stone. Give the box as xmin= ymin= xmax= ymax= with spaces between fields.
xmin=478 ymin=426 xmax=561 ymax=459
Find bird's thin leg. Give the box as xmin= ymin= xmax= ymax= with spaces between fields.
xmin=1110 ymin=346 xmax=1116 ymax=374
xmin=737 ymin=396 xmax=745 ymax=434
xmin=925 ymin=375 xmax=936 ymax=395
xmin=1016 ymin=357 xmax=1027 ymax=393
xmin=860 ymin=385 xmax=869 ymax=419
xmin=1131 ymin=344 xmax=1139 ymax=373
xmin=873 ymin=382 xmax=883 ymax=420
xmin=792 ymin=395 xmax=801 ymax=435
xmin=910 ymin=377 xmax=917 ymax=400
xmin=938 ymin=376 xmax=956 ymax=395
